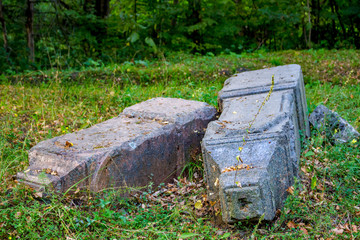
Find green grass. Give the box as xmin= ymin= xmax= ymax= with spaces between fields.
xmin=0 ymin=49 xmax=359 ymax=239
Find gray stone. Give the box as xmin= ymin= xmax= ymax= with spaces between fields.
xmin=217 ymin=136 xmax=291 ymax=222
xmin=17 ymin=98 xmax=217 ymax=193
xmin=218 ymin=64 xmax=310 ymax=137
xmin=202 ymin=91 xmax=298 ymax=222
xmin=202 ymin=65 xmax=308 ymax=223
xmin=309 ymin=105 xmax=360 ymax=144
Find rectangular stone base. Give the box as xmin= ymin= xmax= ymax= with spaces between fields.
xmin=17 ymin=98 xmax=217 ymax=193
xmin=202 ymin=65 xmax=309 ymax=223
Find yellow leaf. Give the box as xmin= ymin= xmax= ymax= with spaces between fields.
xmin=238 ymin=147 xmax=243 ymax=151
xmin=65 ymin=141 xmax=73 ymax=148
xmin=236 ymin=155 xmax=243 ymax=163
xmin=195 ymin=200 xmax=203 ymax=209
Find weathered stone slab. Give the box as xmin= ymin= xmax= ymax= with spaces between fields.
xmin=17 ymin=98 xmax=217 ymax=193
xmin=309 ymin=104 xmax=360 ymax=144
xmin=218 ymin=64 xmax=310 ymax=136
xmin=202 ymin=65 xmax=308 ymax=223
xmin=202 ymin=91 xmax=298 ymax=222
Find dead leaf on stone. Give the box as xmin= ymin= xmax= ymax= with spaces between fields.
xmin=222 ymin=164 xmax=252 ymax=173
xmin=42 ymin=168 xmax=58 ymax=176
xmin=65 ymin=141 xmax=73 ymax=148
xmin=214 ymin=178 xmax=219 ymax=187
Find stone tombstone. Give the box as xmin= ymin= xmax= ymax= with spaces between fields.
xmin=202 ymin=65 xmax=309 ymax=223
xmin=17 ymin=98 xmax=217 ymax=193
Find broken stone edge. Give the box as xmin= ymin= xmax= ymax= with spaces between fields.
xmin=17 ymin=98 xmax=217 ymax=193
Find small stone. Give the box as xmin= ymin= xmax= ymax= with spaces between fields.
xmin=309 ymin=105 xmax=360 ymax=144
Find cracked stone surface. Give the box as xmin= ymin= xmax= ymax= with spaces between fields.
xmin=17 ymin=98 xmax=217 ymax=193
xmin=218 ymin=64 xmax=310 ymax=137
xmin=202 ymin=65 xmax=308 ymax=223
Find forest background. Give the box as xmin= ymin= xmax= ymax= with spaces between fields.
xmin=0 ymin=0 xmax=360 ymax=73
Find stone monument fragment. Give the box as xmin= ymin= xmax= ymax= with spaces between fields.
xmin=17 ymin=98 xmax=217 ymax=193
xmin=218 ymin=64 xmax=310 ymax=137
xmin=202 ymin=65 xmax=309 ymax=223
xmin=309 ymin=104 xmax=360 ymax=144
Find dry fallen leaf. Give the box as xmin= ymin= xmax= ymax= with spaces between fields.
xmin=300 ymin=227 xmax=308 ymax=235
xmin=65 ymin=141 xmax=73 ymax=148
xmin=15 ymin=212 xmax=22 ymax=219
xmin=210 ymin=201 xmax=217 ymax=207
xmin=331 ymin=226 xmax=344 ymax=235
xmin=222 ymin=164 xmax=253 ymax=173
xmin=194 ymin=200 xmax=203 ymax=209
xmin=287 ymin=221 xmax=296 ymax=229
xmin=286 ymin=186 xmax=294 ymax=195
xmin=214 ymin=178 xmax=219 ymax=187
xmin=33 ymin=192 xmax=43 ymax=198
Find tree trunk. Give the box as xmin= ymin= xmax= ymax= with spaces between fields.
xmin=0 ymin=0 xmax=9 ymax=55
xmin=329 ymin=0 xmax=337 ymax=43
xmin=306 ymin=0 xmax=311 ymax=48
xmin=333 ymin=0 xmax=346 ymax=40
xmin=26 ymin=0 xmax=34 ymax=63
xmin=134 ymin=0 xmax=137 ymax=23
xmin=188 ymin=0 xmax=202 ymax=51
xmin=171 ymin=0 xmax=179 ymax=27
xmin=96 ymin=0 xmax=109 ymax=18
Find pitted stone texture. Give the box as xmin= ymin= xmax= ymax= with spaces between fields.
xmin=309 ymin=105 xmax=360 ymax=144
xmin=202 ymin=65 xmax=308 ymax=223
xmin=204 ymin=90 xmax=300 ymax=177
xmin=203 ymin=135 xmax=294 ymax=222
xmin=218 ymin=64 xmax=310 ymax=136
xmin=17 ymin=98 xmax=217 ymax=192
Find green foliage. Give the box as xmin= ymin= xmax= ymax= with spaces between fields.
xmin=1 ymin=0 xmax=360 ymax=72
